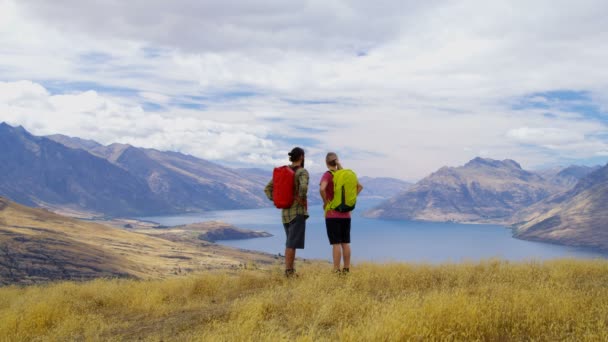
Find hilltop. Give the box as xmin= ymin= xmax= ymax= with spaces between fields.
xmin=2 ymin=260 xmax=608 ymax=340
xmin=0 ymin=197 xmax=275 ymax=285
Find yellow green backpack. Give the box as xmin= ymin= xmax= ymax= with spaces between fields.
xmin=328 ymin=169 xmax=358 ymax=212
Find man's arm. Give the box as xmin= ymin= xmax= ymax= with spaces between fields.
xmin=264 ymin=179 xmax=274 ymax=201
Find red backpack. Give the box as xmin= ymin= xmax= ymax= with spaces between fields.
xmin=272 ymin=165 xmax=296 ymax=208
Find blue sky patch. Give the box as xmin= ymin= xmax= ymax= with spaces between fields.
xmin=186 ymin=95 xmax=207 ymax=102
xmin=513 ymin=90 xmax=606 ymax=121
xmin=293 ymin=126 xmax=328 ymax=134
xmin=141 ymin=47 xmax=169 ymax=59
xmin=79 ymin=52 xmax=114 ymax=64
xmin=268 ymin=134 xmax=322 ymax=148
xmin=142 ymin=102 xmax=165 ymax=112
xmin=208 ymin=90 xmax=258 ymax=101
xmin=542 ymin=112 xmax=558 ymax=119
xmin=40 ymin=80 xmax=140 ymax=97
xmin=174 ymin=102 xmax=207 ymax=110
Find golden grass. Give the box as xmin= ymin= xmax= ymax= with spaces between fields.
xmin=0 ymin=198 xmax=276 ymax=285
xmin=2 ymin=259 xmax=608 ymax=341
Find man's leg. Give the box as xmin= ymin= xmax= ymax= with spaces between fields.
xmin=332 ymin=244 xmax=342 ymax=271
xmin=284 ymin=215 xmax=305 ymax=275
xmin=285 ymin=247 xmax=296 ymax=271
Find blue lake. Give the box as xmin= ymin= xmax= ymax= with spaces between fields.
xmin=141 ymin=199 xmax=606 ymax=263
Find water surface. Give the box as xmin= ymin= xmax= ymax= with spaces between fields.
xmin=141 ymin=199 xmax=605 ymax=263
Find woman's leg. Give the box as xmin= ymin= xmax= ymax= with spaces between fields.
xmin=332 ymin=244 xmax=342 ymax=271
xmin=341 ymin=243 xmax=351 ymax=270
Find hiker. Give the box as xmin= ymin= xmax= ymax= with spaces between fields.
xmin=264 ymin=147 xmax=309 ymax=277
xmin=319 ymin=152 xmax=363 ymax=273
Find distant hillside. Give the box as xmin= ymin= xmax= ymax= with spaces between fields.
xmin=366 ymin=157 xmax=563 ymax=223
xmin=513 ymin=163 xmax=608 ymax=251
xmin=49 ymin=134 xmax=270 ymax=211
xmin=89 ymin=144 xmax=269 ymax=211
xmin=0 ymin=197 xmax=275 ymax=285
xmin=358 ymin=176 xmax=412 ymax=198
xmin=0 ymin=123 xmax=271 ymax=216
xmin=0 ymin=123 xmax=167 ymax=216
xmin=535 ymin=165 xmax=601 ymax=188
xmin=132 ymin=221 xmax=272 ymax=243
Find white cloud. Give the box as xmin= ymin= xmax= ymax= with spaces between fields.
xmin=507 ymin=127 xmax=585 ymax=145
xmin=1 ymin=0 xmax=608 ymax=179
xmin=139 ymin=92 xmax=170 ymax=103
xmin=0 ymin=80 xmax=287 ymax=166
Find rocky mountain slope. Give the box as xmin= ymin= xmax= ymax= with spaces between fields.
xmin=513 ymin=163 xmax=608 ymax=251
xmin=0 ymin=123 xmax=167 ymax=216
xmin=366 ymin=157 xmax=564 ymax=223
xmin=0 ymin=123 xmax=269 ymax=216
xmin=48 ymin=133 xmax=270 ymax=211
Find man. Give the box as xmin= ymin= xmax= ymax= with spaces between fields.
xmin=264 ymin=147 xmax=309 ymax=277
xmin=320 ymin=152 xmax=363 ymax=273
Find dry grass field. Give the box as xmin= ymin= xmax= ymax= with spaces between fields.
xmin=0 ymin=197 xmax=275 ymax=285
xmin=2 ymin=259 xmax=608 ymax=341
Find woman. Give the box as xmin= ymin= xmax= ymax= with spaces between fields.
xmin=319 ymin=152 xmax=363 ymax=273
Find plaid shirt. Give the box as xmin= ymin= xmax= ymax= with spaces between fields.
xmin=265 ymin=167 xmax=309 ymax=224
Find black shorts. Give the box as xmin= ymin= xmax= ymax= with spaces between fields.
xmin=325 ymin=218 xmax=351 ymax=245
xmin=283 ymin=215 xmax=307 ymax=249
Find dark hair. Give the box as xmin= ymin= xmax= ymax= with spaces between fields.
xmin=288 ymin=147 xmax=305 ymax=162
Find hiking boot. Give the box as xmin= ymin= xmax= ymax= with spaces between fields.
xmin=342 ymin=268 xmax=350 ymax=274
xmin=285 ymin=269 xmax=297 ymax=278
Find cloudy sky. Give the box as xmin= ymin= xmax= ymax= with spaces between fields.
xmin=1 ymin=0 xmax=607 ymax=180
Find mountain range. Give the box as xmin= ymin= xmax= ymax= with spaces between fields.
xmin=366 ymin=156 xmax=607 ymax=251
xmin=48 ymin=134 xmax=270 ymax=211
xmin=0 ymin=123 xmax=408 ymax=217
xmin=0 ymin=123 xmax=268 ymax=216
xmin=366 ymin=157 xmax=599 ymax=224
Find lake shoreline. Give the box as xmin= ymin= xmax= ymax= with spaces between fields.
xmin=139 ymin=200 xmax=607 ymax=264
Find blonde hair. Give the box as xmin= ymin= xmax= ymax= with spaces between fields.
xmin=325 ymin=152 xmax=342 ymax=170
